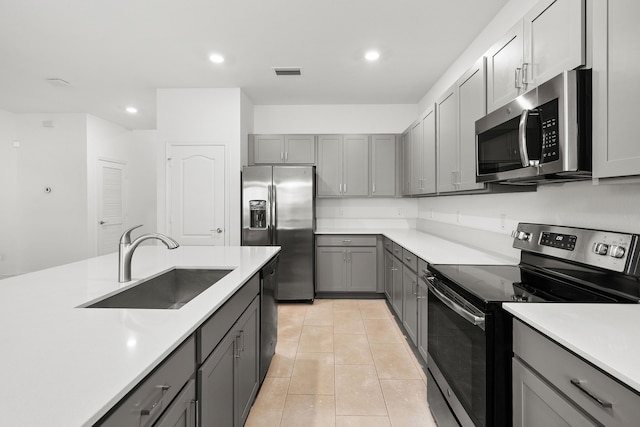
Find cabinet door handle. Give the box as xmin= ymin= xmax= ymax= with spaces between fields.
xmin=285 ymin=151 xmax=288 ymax=161
xmin=140 ymin=384 xmax=171 ymax=417
xmin=342 ymin=239 xmax=352 ymax=244
xmin=570 ymin=379 xmax=613 ymax=408
xmin=373 ymin=183 xmax=376 ymax=194
xmin=405 ymin=256 xmax=412 ymax=262
xmin=239 ymin=330 xmax=245 ymax=352
xmin=522 ymin=62 xmax=530 ymax=85
xmin=234 ymin=337 xmax=241 ymax=359
xmin=191 ymin=399 xmax=199 ymax=427
xmin=344 ymin=183 xmax=347 ymax=193
xmin=515 ymin=67 xmax=523 ymax=89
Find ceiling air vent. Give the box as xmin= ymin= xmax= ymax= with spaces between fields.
xmin=273 ymin=67 xmax=302 ymax=76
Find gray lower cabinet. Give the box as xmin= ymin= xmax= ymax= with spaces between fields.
xmin=154 ymin=379 xmax=197 ymax=427
xmin=401 ymin=264 xmax=418 ymax=345
xmin=513 ymin=319 xmax=640 ymax=427
xmin=390 ymin=251 xmax=403 ymax=318
xmin=97 ymin=336 xmax=196 ymax=427
xmin=316 ymin=235 xmax=377 ymax=293
xmin=512 ymin=358 xmax=597 ymax=427
xmin=201 ymin=296 xmax=259 ymax=427
xmin=416 ymin=280 xmax=428 ymax=363
xmin=199 ymin=296 xmax=260 ymax=427
xmin=383 ymin=249 xmax=393 ymax=300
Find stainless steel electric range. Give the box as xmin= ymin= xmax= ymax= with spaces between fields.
xmin=424 ymin=223 xmax=640 ymax=427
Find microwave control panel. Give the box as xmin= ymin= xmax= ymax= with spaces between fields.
xmin=540 ymin=99 xmax=559 ymax=163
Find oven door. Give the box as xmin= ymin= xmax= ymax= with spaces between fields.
xmin=427 ymin=279 xmax=489 ymax=427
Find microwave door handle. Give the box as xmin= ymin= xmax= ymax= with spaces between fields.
xmin=428 ymin=283 xmax=486 ymax=330
xmin=518 ymin=109 xmax=531 ymax=167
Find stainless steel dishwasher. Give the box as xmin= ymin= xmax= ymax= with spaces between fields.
xmin=260 ymin=254 xmax=279 ymax=383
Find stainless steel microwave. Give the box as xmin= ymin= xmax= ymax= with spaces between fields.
xmin=475 ymin=69 xmax=591 ymax=184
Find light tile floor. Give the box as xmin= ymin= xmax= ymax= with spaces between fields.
xmin=246 ymin=299 xmax=438 ymax=427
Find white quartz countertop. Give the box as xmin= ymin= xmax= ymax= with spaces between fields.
xmin=316 ymin=227 xmax=518 ymax=265
xmin=503 ymin=303 xmax=640 ymax=393
xmin=0 ymin=245 xmax=280 ymax=427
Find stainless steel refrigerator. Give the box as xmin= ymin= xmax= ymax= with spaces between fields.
xmin=242 ymin=166 xmax=315 ymax=301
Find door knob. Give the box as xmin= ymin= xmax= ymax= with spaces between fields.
xmin=216 ymin=228 xmax=223 ymax=233
xmin=99 ymin=220 xmax=107 ymax=225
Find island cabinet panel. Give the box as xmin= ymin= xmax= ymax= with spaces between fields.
xmin=198 ymin=275 xmax=259 ymax=363
xmin=154 ymin=379 xmax=197 ymax=427
xmin=97 ymin=336 xmax=196 ymax=427
xmin=513 ymin=319 xmax=640 ymax=427
xmin=199 ymin=297 xmax=260 ymax=427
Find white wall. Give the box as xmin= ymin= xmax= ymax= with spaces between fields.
xmin=417 ymin=0 xmax=538 ymax=114
xmin=253 ymin=104 xmax=417 ymax=134
xmin=0 ymin=110 xmax=18 ymax=278
xmin=14 ymin=113 xmax=89 ymax=274
xmin=86 ymin=115 xmax=158 ymax=255
xmin=156 ymin=88 xmax=243 ymax=245
xmin=240 ymin=92 xmax=254 ymax=167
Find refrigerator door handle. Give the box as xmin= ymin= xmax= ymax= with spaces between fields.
xmin=272 ymin=184 xmax=277 ymax=244
xmin=267 ymin=184 xmax=273 ymax=244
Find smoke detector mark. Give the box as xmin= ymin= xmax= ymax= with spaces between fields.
xmin=46 ymin=78 xmax=72 ymax=87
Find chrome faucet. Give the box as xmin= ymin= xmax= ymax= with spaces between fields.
xmin=118 ymin=225 xmax=180 ymax=282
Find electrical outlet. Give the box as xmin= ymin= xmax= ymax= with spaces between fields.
xmin=428 ymin=209 xmax=433 ymax=219
xmin=500 ymin=214 xmax=506 ymax=230
xmin=456 ymin=211 xmax=461 ymax=223
xmin=338 ymin=209 xmax=344 ymax=217
xmin=397 ymin=208 xmax=403 ymax=216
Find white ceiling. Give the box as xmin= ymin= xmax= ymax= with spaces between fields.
xmin=0 ymin=0 xmax=508 ymax=130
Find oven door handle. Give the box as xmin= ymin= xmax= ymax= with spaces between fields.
xmin=428 ymin=283 xmax=485 ymax=330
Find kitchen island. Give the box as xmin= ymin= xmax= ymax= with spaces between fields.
xmin=0 ymin=245 xmax=279 ymax=426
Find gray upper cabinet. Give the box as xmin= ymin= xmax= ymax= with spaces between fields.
xmin=251 ymin=134 xmax=315 ymax=164
xmin=486 ymin=0 xmax=584 ymax=113
xmin=401 ymin=130 xmax=411 ymax=195
xmin=410 ymin=119 xmax=423 ymax=195
xmin=593 ymin=0 xmax=640 ymax=178
xmin=370 ymin=135 xmax=397 ymax=197
xmin=343 ymin=134 xmax=369 ymax=197
xmin=436 ymin=57 xmax=486 ymax=194
xmin=407 ymin=108 xmax=437 ymax=196
xmin=437 ymin=87 xmax=458 ymax=194
xmin=317 ymin=135 xmax=344 ymax=196
xmin=486 ymin=22 xmax=525 ymax=113
xmin=457 ymin=58 xmax=486 ymax=192
xmin=523 ymin=0 xmax=584 ymax=88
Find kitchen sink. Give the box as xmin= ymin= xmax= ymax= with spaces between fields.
xmin=83 ymin=268 xmax=233 ymax=309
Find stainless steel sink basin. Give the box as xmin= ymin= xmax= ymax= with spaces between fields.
xmin=84 ymin=268 xmax=233 ymax=309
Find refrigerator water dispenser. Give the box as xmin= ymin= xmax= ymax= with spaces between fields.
xmin=249 ymin=200 xmax=267 ymax=229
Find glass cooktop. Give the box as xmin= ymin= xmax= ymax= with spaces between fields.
xmin=428 ymin=264 xmax=640 ymax=307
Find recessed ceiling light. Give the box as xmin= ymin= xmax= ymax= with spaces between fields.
xmin=209 ymin=53 xmax=225 ymax=64
xmin=365 ymin=50 xmax=380 ymax=61
xmin=125 ymin=107 xmax=138 ymax=114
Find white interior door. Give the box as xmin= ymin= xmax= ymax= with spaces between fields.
xmin=97 ymin=160 xmax=126 ymax=255
xmin=168 ymin=144 xmax=226 ymax=246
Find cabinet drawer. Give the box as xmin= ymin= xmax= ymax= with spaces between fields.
xmin=402 ymin=248 xmax=418 ymax=272
xmin=513 ymin=320 xmax=640 ymax=426
xmin=383 ymin=237 xmax=393 ymax=253
xmin=198 ymin=275 xmax=260 ymax=363
xmin=316 ymin=235 xmax=377 ymax=247
xmin=98 ymin=335 xmax=196 ymax=427
xmin=392 ymin=243 xmax=403 ymax=259
xmin=418 ymin=258 xmax=429 ymax=277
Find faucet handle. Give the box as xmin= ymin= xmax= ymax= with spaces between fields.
xmin=120 ymin=225 xmax=143 ymax=244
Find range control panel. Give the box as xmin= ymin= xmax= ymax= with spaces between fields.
xmin=540 ymin=232 xmax=577 ymax=251
xmin=513 ymin=223 xmax=638 ymax=274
